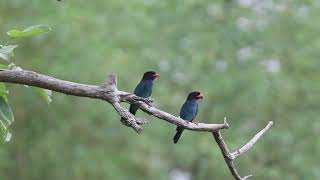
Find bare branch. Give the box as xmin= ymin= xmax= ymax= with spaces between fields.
xmin=111 ymin=102 xmax=142 ymax=133
xmin=0 ymin=70 xmax=110 ymax=100
xmin=213 ymin=131 xmax=245 ymax=180
xmin=0 ymin=69 xmax=274 ymax=179
xmin=120 ymin=94 xmax=229 ymax=132
xmin=231 ymin=121 xmax=274 ymax=159
xmin=0 ymin=69 xmax=228 ymax=132
xmin=213 ymin=121 xmax=274 ymax=180
xmin=102 ymin=73 xmax=117 ymax=91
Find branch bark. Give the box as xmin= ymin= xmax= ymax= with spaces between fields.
xmin=213 ymin=121 xmax=273 ymax=180
xmin=0 ymin=69 xmax=274 ymax=179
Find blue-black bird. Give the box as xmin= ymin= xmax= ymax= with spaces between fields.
xmin=173 ymin=91 xmax=204 ymax=144
xmin=128 ymin=71 xmax=160 ymax=116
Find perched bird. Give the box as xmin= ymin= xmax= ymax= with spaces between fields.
xmin=173 ymin=91 xmax=204 ymax=144
xmin=128 ymin=71 xmax=160 ymax=116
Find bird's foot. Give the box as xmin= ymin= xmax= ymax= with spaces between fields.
xmin=134 ymin=97 xmax=153 ymax=107
xmin=136 ymin=118 xmax=148 ymax=125
xmin=146 ymin=98 xmax=154 ymax=106
xmin=143 ymin=98 xmax=154 ymax=107
xmin=193 ymin=122 xmax=199 ymax=125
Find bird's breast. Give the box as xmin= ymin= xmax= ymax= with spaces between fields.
xmin=134 ymin=80 xmax=153 ymax=98
xmin=180 ymin=101 xmax=197 ymax=121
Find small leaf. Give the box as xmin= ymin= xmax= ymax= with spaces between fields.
xmin=0 ymin=45 xmax=18 ymax=61
xmin=7 ymin=25 xmax=51 ymax=38
xmin=4 ymin=131 xmax=12 ymax=142
xmin=34 ymin=87 xmax=52 ymax=104
xmin=0 ymin=83 xmax=9 ymax=96
xmin=0 ymin=96 xmax=14 ymax=130
xmin=0 ymin=63 xmax=9 ymax=70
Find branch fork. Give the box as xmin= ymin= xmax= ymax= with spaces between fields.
xmin=0 ymin=70 xmax=274 ymax=179
xmin=213 ymin=121 xmax=273 ymax=179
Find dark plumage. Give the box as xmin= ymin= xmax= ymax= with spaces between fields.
xmin=173 ymin=91 xmax=204 ymax=144
xmin=126 ymin=71 xmax=160 ymax=117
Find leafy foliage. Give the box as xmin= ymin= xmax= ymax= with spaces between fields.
xmin=0 ymin=45 xmax=18 ymax=61
xmin=0 ymin=83 xmax=8 ymax=96
xmin=34 ymin=87 xmax=52 ymax=104
xmin=7 ymin=25 xmax=51 ymax=38
xmin=0 ymin=96 xmax=14 ymax=131
xmin=0 ymin=24 xmax=53 ymax=140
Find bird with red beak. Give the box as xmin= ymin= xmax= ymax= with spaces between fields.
xmin=125 ymin=71 xmax=160 ymax=117
xmin=173 ymin=91 xmax=204 ymax=143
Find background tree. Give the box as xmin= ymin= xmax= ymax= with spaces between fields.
xmin=0 ymin=0 xmax=319 ymax=180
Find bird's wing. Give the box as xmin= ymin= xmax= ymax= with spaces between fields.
xmin=191 ymin=103 xmax=198 ymax=122
xmin=180 ymin=102 xmax=195 ymax=121
xmin=195 ymin=103 xmax=198 ymax=117
xmin=133 ymin=81 xmax=145 ymax=96
xmin=179 ymin=102 xmax=188 ymax=119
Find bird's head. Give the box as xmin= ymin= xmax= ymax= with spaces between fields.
xmin=187 ymin=91 xmax=204 ymax=101
xmin=142 ymin=71 xmax=160 ymax=80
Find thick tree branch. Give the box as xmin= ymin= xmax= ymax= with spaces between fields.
xmin=0 ymin=69 xmax=274 ymax=179
xmin=0 ymin=69 xmax=228 ymax=132
xmin=0 ymin=69 xmax=110 ymax=100
xmin=120 ymin=93 xmax=229 ymax=132
xmin=103 ymin=73 xmax=143 ymax=133
xmin=111 ymin=102 xmax=142 ymax=133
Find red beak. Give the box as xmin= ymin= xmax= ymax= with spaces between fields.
xmin=197 ymin=93 xmax=204 ymax=99
xmin=153 ymin=73 xmax=160 ymax=78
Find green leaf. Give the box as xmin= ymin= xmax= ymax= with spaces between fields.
xmin=7 ymin=25 xmax=51 ymax=38
xmin=0 ymin=83 xmax=8 ymax=96
xmin=34 ymin=87 xmax=52 ymax=104
xmin=3 ymin=130 xmax=12 ymax=142
xmin=0 ymin=96 xmax=14 ymax=130
xmin=0 ymin=45 xmax=18 ymax=61
xmin=0 ymin=63 xmax=9 ymax=70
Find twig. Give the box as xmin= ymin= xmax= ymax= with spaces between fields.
xmin=231 ymin=121 xmax=274 ymax=159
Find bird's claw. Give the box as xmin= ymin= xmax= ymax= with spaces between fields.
xmin=136 ymin=118 xmax=148 ymax=125
xmin=193 ymin=122 xmax=199 ymax=125
xmin=145 ymin=98 xmax=154 ymax=107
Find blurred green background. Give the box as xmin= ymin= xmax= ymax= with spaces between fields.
xmin=1 ymin=0 xmax=320 ymax=179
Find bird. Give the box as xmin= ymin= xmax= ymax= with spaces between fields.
xmin=173 ymin=91 xmax=204 ymax=144
xmin=127 ymin=71 xmax=160 ymax=116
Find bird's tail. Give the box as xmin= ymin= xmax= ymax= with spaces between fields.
xmin=129 ymin=104 xmax=138 ymax=116
xmin=173 ymin=128 xmax=184 ymax=144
